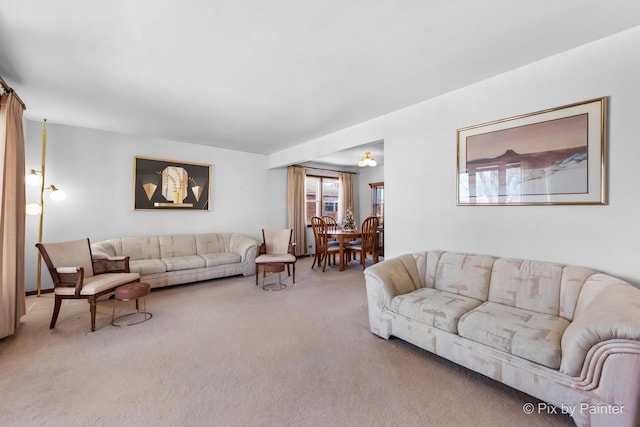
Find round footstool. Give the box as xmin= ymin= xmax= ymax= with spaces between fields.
xmin=111 ymin=282 xmax=152 ymax=327
xmin=262 ymin=263 xmax=286 ymax=291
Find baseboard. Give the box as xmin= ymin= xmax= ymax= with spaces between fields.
xmin=26 ymin=288 xmax=54 ymax=296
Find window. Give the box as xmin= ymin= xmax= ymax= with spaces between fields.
xmin=305 ymin=176 xmax=339 ymax=224
xmin=369 ymin=182 xmax=384 ymax=224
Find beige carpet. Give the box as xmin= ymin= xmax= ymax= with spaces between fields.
xmin=0 ymin=256 xmax=573 ymax=427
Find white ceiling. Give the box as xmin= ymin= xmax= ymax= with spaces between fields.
xmin=1 ymin=1 xmax=640 ymax=163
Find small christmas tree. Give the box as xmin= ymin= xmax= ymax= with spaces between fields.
xmin=343 ymin=208 xmax=355 ymax=231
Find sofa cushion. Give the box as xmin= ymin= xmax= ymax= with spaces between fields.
xmin=196 ymin=233 xmax=231 ymax=255
xmin=391 ymin=288 xmax=484 ymax=334
xmin=200 ymin=252 xmax=241 ymax=267
xmin=130 ymin=259 xmax=167 ymax=275
xmin=121 ymin=236 xmax=160 ymax=260
xmin=458 ymin=302 xmax=569 ymax=369
xmin=162 ymin=255 xmax=206 ymax=272
xmin=159 ymin=235 xmax=197 ymax=258
xmin=434 ymin=252 xmax=496 ymax=300
xmin=488 ymin=258 xmax=564 ymax=316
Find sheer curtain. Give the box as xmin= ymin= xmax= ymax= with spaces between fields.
xmin=287 ymin=166 xmax=307 ymax=256
xmin=0 ymin=92 xmax=26 ymax=339
xmin=338 ymin=172 xmax=355 ymax=226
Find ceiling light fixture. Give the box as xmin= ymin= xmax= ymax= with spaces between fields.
xmin=358 ymin=151 xmax=377 ymax=167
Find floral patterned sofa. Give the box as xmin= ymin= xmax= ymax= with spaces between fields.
xmin=90 ymin=233 xmax=257 ymax=288
xmin=365 ymin=250 xmax=640 ymax=427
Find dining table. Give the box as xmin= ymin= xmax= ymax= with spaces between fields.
xmin=323 ymin=229 xmax=362 ymax=271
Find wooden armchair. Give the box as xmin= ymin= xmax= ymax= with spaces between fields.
xmin=36 ymin=238 xmax=140 ymax=332
xmin=255 ymin=229 xmax=297 ymax=285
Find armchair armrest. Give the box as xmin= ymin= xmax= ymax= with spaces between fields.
xmin=53 ymin=266 xmax=85 ymax=297
xmin=92 ymin=256 xmax=131 ymax=274
xmin=288 ymin=242 xmax=296 ymax=256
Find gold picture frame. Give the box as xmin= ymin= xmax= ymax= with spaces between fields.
xmin=457 ymin=97 xmax=607 ymax=206
xmin=133 ymin=156 xmax=212 ymax=211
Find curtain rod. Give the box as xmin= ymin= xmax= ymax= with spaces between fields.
xmin=0 ymin=75 xmax=27 ymax=110
xmin=294 ymin=164 xmax=357 ymax=175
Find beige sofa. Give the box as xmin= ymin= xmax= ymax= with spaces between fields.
xmin=365 ymin=250 xmax=640 ymax=427
xmin=90 ymin=233 xmax=258 ymax=288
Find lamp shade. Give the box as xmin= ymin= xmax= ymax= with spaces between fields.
xmin=25 ymin=169 xmax=42 ymax=186
xmin=26 ymin=203 xmax=42 ymax=215
xmin=48 ymin=185 xmax=66 ymax=201
xmin=358 ymin=151 xmax=377 ymax=167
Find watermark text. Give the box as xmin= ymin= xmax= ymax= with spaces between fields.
xmin=522 ymin=402 xmax=624 ymax=417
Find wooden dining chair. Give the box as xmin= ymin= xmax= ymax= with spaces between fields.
xmin=311 ymin=217 xmax=341 ymax=271
xmin=347 ymin=216 xmax=380 ymax=269
xmin=321 ymin=215 xmax=340 ymax=246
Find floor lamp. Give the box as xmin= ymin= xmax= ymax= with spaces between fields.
xmin=26 ymin=119 xmax=66 ymax=296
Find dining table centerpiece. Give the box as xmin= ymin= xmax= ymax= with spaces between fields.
xmin=342 ymin=208 xmax=356 ymax=231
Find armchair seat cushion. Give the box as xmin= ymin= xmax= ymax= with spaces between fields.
xmin=458 ymin=302 xmax=570 ymax=369
xmin=391 ymin=288 xmax=484 ymax=334
xmin=54 ymin=272 xmax=140 ymax=296
xmin=162 ymin=255 xmax=206 ymax=272
xmin=255 ymin=254 xmax=296 ymax=264
xmin=201 ymin=252 xmax=241 ymax=267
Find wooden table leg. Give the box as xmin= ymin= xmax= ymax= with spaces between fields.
xmin=339 ymin=237 xmax=345 ymax=271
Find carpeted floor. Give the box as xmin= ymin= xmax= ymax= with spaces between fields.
xmin=0 ymin=256 xmax=574 ymax=426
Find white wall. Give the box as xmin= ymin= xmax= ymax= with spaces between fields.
xmin=270 ymin=26 xmax=640 ymax=285
xmin=24 ymin=122 xmax=287 ymax=291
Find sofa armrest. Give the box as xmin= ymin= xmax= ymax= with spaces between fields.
xmin=364 ymin=254 xmax=422 ymax=310
xmin=560 ymin=282 xmax=640 ymax=376
xmin=229 ymin=234 xmax=259 ymax=262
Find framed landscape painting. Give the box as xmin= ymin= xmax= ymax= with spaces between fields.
xmin=133 ymin=156 xmax=212 ymax=211
xmin=456 ymin=97 xmax=607 ymax=206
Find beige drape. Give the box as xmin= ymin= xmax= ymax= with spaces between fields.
xmin=287 ymin=166 xmax=307 ymax=256
xmin=338 ymin=172 xmax=355 ymax=226
xmin=0 ymin=92 xmax=26 ymax=339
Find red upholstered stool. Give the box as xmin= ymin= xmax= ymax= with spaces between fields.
xmin=111 ymin=282 xmax=152 ymax=326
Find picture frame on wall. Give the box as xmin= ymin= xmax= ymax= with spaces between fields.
xmin=133 ymin=156 xmax=212 ymax=211
xmin=456 ymin=97 xmax=607 ymax=206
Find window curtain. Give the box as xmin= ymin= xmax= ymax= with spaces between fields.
xmin=0 ymin=92 xmax=26 ymax=339
xmin=287 ymin=165 xmax=307 ymax=256
xmin=338 ymin=172 xmax=355 ymax=226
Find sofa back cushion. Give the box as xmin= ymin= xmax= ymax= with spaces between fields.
xmin=434 ymin=252 xmax=496 ymax=300
xmin=121 ymin=236 xmax=160 ymax=261
xmin=558 ymin=265 xmax=598 ymax=320
xmin=196 ymin=233 xmax=231 ymax=254
xmin=412 ymin=250 xmax=444 ymax=289
xmin=159 ymin=235 xmax=197 ymax=258
xmin=90 ymin=239 xmax=118 ymax=258
xmin=488 ymin=259 xmax=564 ymax=316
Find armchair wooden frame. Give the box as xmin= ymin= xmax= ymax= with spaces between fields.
xmin=255 ymin=229 xmax=297 ymax=285
xmin=36 ymin=238 xmax=140 ymax=332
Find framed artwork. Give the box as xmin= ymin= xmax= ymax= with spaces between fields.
xmin=133 ymin=156 xmax=211 ymax=210
xmin=456 ymin=97 xmax=607 ymax=206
